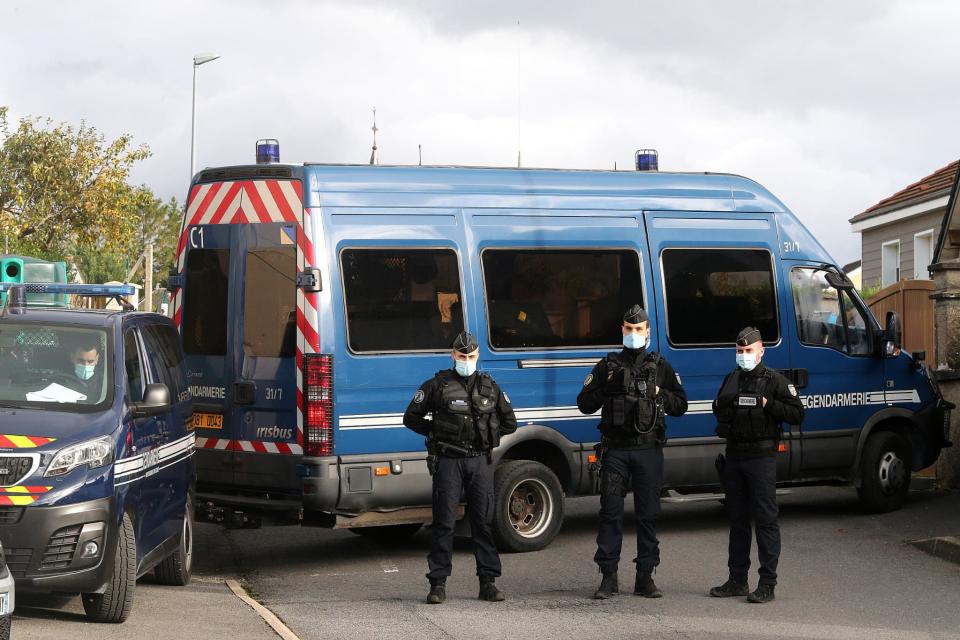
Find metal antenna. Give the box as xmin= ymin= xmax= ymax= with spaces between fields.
xmin=369 ymin=107 xmax=379 ymax=165
xmin=516 ymin=19 xmax=522 ymax=168
xmin=418 ymin=143 xmax=422 ymax=166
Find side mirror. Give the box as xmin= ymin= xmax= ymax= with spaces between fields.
xmin=884 ymin=311 xmax=902 ymax=357
xmin=825 ymin=271 xmax=855 ymax=291
xmin=133 ymin=383 xmax=171 ymax=417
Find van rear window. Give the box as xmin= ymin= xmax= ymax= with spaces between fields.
xmin=661 ymin=248 xmax=778 ymax=346
xmin=183 ymin=248 xmax=230 ymax=355
xmin=341 ymin=249 xmax=464 ymax=353
xmin=244 ymin=248 xmax=297 ymax=358
xmin=481 ymin=249 xmax=644 ymax=349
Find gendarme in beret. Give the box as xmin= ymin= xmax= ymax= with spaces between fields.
xmin=736 ymin=326 xmax=762 ymax=346
xmin=452 ymin=331 xmax=479 ymax=354
xmin=623 ymin=304 xmax=648 ymax=324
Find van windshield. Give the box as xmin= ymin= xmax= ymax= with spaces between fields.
xmin=0 ymin=322 xmax=112 ymax=412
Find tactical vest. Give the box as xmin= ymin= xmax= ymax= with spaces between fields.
xmin=717 ymin=368 xmax=780 ymax=442
xmin=599 ymin=351 xmax=665 ymax=444
xmin=431 ymin=371 xmax=501 ymax=451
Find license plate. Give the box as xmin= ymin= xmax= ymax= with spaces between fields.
xmin=0 ymin=592 xmax=8 ymax=615
xmin=191 ymin=412 xmax=223 ymax=430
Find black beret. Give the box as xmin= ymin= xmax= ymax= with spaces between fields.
xmin=452 ymin=331 xmax=479 ymax=354
xmin=736 ymin=326 xmax=762 ymax=346
xmin=623 ymin=304 xmax=648 ymax=324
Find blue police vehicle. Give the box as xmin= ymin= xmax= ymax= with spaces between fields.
xmin=172 ymin=144 xmax=951 ymax=552
xmin=0 ymin=283 xmax=194 ymax=623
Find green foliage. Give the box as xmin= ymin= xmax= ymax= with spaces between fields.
xmin=0 ymin=107 xmax=182 ymax=300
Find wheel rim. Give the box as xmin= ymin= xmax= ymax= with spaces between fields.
xmin=878 ymin=450 xmax=907 ymax=496
xmin=507 ymin=478 xmax=554 ymax=539
xmin=183 ymin=503 xmax=193 ymax=571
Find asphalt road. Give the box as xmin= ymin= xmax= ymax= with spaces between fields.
xmin=217 ymin=486 xmax=960 ymax=640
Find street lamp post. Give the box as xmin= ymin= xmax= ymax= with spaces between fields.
xmin=190 ymin=53 xmax=220 ymax=179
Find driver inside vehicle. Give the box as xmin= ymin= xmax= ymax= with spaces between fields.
xmin=64 ymin=336 xmax=103 ymax=394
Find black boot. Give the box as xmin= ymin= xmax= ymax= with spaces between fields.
xmin=709 ymin=579 xmax=749 ymax=598
xmin=634 ymin=573 xmax=663 ymax=598
xmin=747 ymin=583 xmax=775 ymax=603
xmin=427 ymin=579 xmax=446 ymax=604
xmin=593 ymin=571 xmax=618 ymax=599
xmin=479 ymin=578 xmax=505 ymax=602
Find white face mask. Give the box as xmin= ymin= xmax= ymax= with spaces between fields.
xmin=454 ymin=359 xmax=477 ymax=377
xmin=736 ymin=353 xmax=758 ymax=372
xmin=623 ymin=332 xmax=649 ymax=350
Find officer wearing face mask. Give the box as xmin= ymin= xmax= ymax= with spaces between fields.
xmin=709 ymin=327 xmax=805 ymax=604
xmin=65 ymin=337 xmax=103 ymax=393
xmin=403 ymin=331 xmax=517 ymax=605
xmin=577 ymin=305 xmax=687 ymax=600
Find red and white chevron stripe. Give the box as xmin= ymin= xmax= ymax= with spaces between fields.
xmin=172 ymin=179 xmax=316 ymax=456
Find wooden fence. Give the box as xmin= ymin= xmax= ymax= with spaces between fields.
xmin=865 ymin=279 xmax=935 ymax=363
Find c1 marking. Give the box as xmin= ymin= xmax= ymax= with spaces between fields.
xmin=190 ymin=227 xmax=205 ymax=249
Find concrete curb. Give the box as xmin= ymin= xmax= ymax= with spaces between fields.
xmin=226 ymin=579 xmax=302 ymax=640
xmin=909 ymin=535 xmax=960 ymax=565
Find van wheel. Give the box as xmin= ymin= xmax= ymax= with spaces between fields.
xmin=155 ymin=494 xmax=194 ymax=586
xmin=858 ymin=431 xmax=911 ymax=513
xmin=492 ymin=460 xmax=564 ymax=553
xmin=349 ymin=523 xmax=422 ymax=540
xmin=82 ymin=512 xmax=136 ymax=623
xmin=0 ymin=613 xmax=10 ymax=640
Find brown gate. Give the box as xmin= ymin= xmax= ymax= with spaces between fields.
xmin=866 ymin=280 xmax=935 ymax=364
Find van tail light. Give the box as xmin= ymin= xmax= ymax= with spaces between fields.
xmin=304 ymin=354 xmax=333 ymax=456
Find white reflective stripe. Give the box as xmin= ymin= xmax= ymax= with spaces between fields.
xmin=518 ymin=359 xmax=599 ymax=369
xmin=887 ymin=389 xmax=921 ymax=403
xmin=185 ymin=184 xmax=212 ymax=221
xmin=115 ymin=434 xmax=195 ymax=479
xmin=252 ymin=181 xmax=284 ymax=222
xmin=686 ymin=400 xmax=713 ymax=414
xmin=197 ymin=182 xmax=234 ymax=225
xmin=278 ymin=180 xmax=302 ymax=216
xmin=115 ymin=451 xmax=195 ymax=487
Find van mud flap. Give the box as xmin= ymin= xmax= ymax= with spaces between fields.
xmin=910 ymin=399 xmax=954 ymax=470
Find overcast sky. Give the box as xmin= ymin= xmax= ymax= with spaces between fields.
xmin=2 ymin=0 xmax=959 ymax=264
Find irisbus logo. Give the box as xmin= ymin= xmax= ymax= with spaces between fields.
xmin=256 ymin=426 xmax=293 ymax=440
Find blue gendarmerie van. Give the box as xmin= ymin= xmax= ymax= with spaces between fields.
xmin=171 ymin=144 xmax=951 ymax=552
xmin=0 ymin=283 xmax=194 ymax=623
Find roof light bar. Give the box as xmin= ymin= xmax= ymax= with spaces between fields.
xmin=0 ymin=283 xmax=136 ymax=296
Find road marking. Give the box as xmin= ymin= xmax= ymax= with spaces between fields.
xmin=380 ymin=561 xmax=399 ymax=573
xmin=226 ymin=578 xmax=302 ymax=640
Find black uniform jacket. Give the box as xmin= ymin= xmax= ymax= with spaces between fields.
xmin=712 ymin=361 xmax=806 ymax=441
xmin=576 ymin=348 xmax=688 ymax=420
xmin=403 ymin=370 xmax=518 ymax=440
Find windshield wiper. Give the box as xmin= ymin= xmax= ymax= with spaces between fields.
xmin=0 ymin=401 xmax=24 ymax=409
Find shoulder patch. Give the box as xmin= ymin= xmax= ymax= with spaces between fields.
xmin=787 ymin=384 xmax=797 ymax=397
xmin=413 ymin=389 xmax=425 ymax=404
xmin=502 ymin=391 xmax=511 ymax=404
xmin=583 ymin=373 xmax=594 ymax=387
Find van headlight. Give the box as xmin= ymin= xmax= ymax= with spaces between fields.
xmin=45 ymin=436 xmax=114 ymax=477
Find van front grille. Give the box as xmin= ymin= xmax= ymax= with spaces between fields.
xmin=5 ymin=548 xmax=32 ymax=577
xmin=0 ymin=507 xmax=24 ymax=525
xmin=0 ymin=456 xmax=33 ymax=486
xmin=41 ymin=525 xmax=83 ymax=570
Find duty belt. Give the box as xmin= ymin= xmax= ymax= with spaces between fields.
xmin=601 ymin=435 xmax=659 ymax=450
xmin=435 ymin=441 xmax=484 ymax=458
xmin=725 ymin=439 xmax=777 ymax=454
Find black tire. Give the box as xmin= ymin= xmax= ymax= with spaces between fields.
xmin=492 ymin=460 xmax=564 ymax=553
xmin=82 ymin=512 xmax=136 ymax=623
xmin=858 ymin=431 xmax=912 ymax=513
xmin=154 ymin=494 xmax=194 ymax=586
xmin=0 ymin=613 xmax=10 ymax=640
xmin=349 ymin=523 xmax=423 ymax=540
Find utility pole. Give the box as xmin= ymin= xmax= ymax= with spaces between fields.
xmin=144 ymin=243 xmax=154 ymax=312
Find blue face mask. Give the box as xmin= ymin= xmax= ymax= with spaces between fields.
xmin=455 ymin=359 xmax=477 ymax=377
xmin=75 ymin=363 xmax=96 ymax=380
xmin=736 ymin=353 xmax=758 ymax=372
xmin=623 ymin=332 xmax=649 ymax=350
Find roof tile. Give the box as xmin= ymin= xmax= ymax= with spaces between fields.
xmin=851 ymin=160 xmax=959 ymax=223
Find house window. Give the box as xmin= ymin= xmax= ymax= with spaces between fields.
xmin=881 ymin=240 xmax=900 ymax=288
xmin=913 ymin=229 xmax=935 ymax=280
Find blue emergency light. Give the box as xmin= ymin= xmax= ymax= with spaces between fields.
xmin=635 ymin=149 xmax=659 ymax=172
xmin=256 ymin=139 xmax=280 ymax=164
xmin=0 ymin=283 xmax=136 ymax=296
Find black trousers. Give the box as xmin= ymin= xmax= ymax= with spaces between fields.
xmin=594 ymin=447 xmax=663 ymax=575
xmin=427 ymin=454 xmax=501 ymax=582
xmin=722 ymin=453 xmax=780 ymax=586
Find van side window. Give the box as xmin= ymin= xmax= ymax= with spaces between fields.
xmin=183 ymin=248 xmax=230 ymax=356
xmin=141 ymin=324 xmax=188 ymax=398
xmin=341 ymin=248 xmax=464 ymax=353
xmin=244 ymin=247 xmax=296 ymax=357
xmin=662 ymin=248 xmax=779 ymax=346
xmin=124 ymin=329 xmax=145 ymax=402
xmin=791 ymin=268 xmax=872 ymax=356
xmin=481 ymin=249 xmax=643 ymax=349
